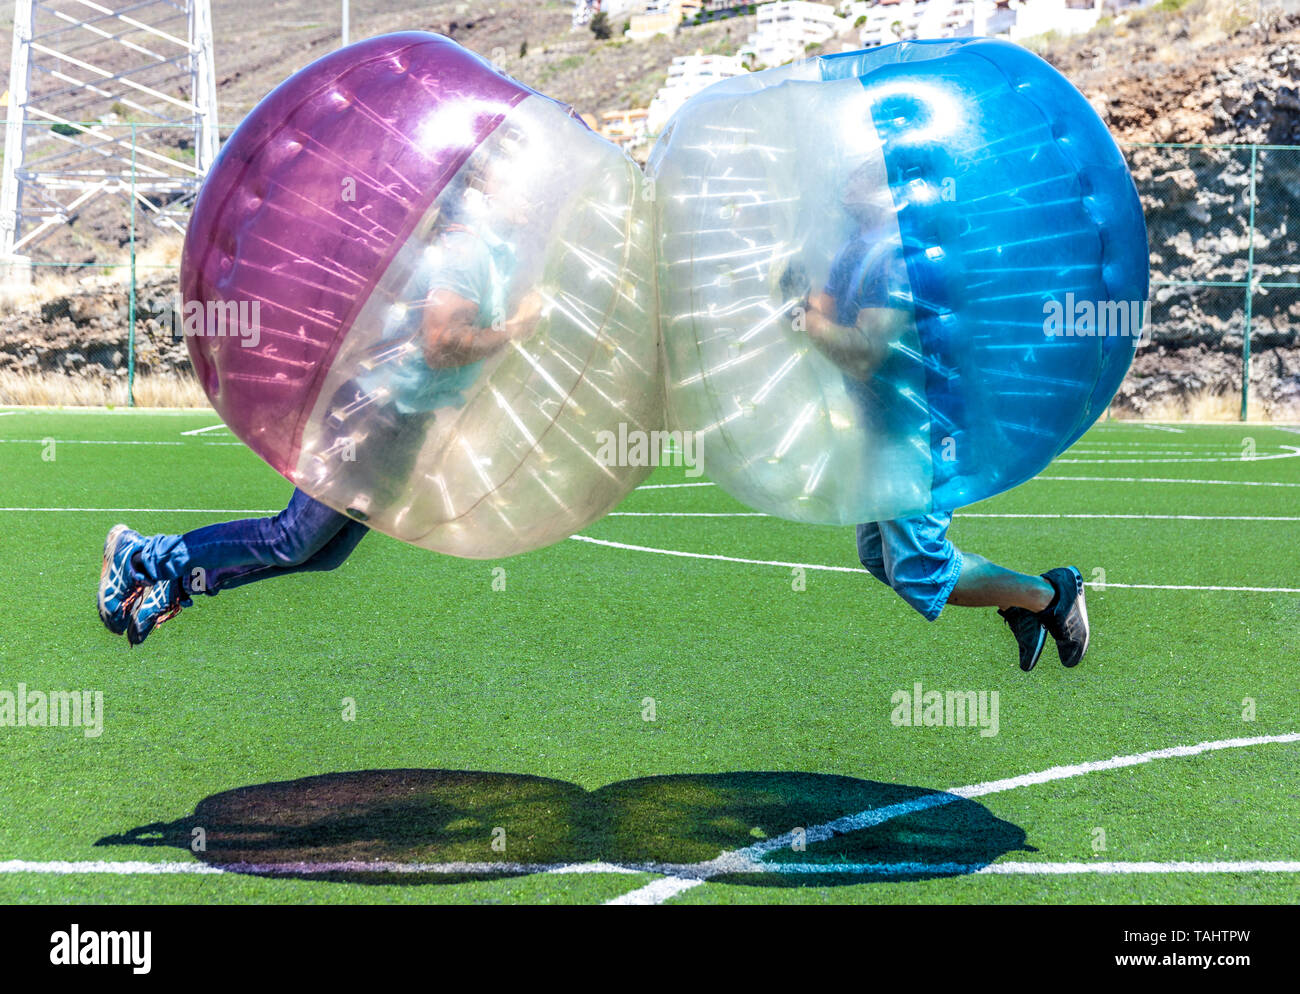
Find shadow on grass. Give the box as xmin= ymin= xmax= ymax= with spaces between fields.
xmin=96 ymin=769 xmax=1031 ymax=887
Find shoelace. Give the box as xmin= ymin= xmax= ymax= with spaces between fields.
xmin=153 ymin=594 xmax=185 ymax=629
xmin=120 ymin=585 xmax=145 ymax=617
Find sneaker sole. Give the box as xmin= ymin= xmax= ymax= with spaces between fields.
xmin=98 ymin=524 xmax=130 ymax=633
xmin=1061 ymin=566 xmax=1089 ymax=668
xmin=1023 ymin=624 xmax=1048 ymax=672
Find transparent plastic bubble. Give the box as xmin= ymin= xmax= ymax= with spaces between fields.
xmin=648 ymin=38 xmax=1149 ymax=524
xmin=182 ymin=33 xmax=661 ymax=558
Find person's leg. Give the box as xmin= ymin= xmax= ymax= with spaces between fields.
xmin=855 ymin=522 xmax=889 ymax=586
xmin=947 ymin=553 xmax=1053 ymax=612
xmin=119 ymin=490 xmax=369 ymax=646
xmin=345 ymin=407 xmax=436 ymax=526
xmin=310 ymin=382 xmax=435 ymax=526
xmin=874 ymin=513 xmax=963 ymax=622
xmin=205 ymin=517 xmax=369 ymax=592
xmin=870 ymin=515 xmax=1088 ymax=669
xmin=132 ymin=488 xmax=362 ymax=596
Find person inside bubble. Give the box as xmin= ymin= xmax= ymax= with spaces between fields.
xmin=324 ymin=146 xmax=544 ymax=523
xmin=780 ymin=163 xmax=1091 ymax=672
xmin=96 ymin=141 xmax=545 ymax=646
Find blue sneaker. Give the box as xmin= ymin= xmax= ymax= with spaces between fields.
xmin=126 ymin=579 xmax=191 ymax=647
xmin=99 ymin=524 xmax=145 ymax=635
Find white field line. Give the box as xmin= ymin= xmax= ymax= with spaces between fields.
xmin=634 ymin=482 xmax=715 ymax=490
xmin=607 ymin=512 xmax=1300 ymax=522
xmin=0 ymin=508 xmax=1296 ymax=525
xmin=1036 ymin=475 xmax=1300 ymax=488
xmin=0 ymin=407 xmax=213 ymax=415
xmin=1067 ymin=446 xmax=1293 ymax=454
xmin=2 ymin=858 xmax=1297 ymax=879
xmin=0 ymin=508 xmax=279 ymax=514
xmin=570 ymin=534 xmax=862 ymax=573
xmin=5 ymin=734 xmax=1297 ymax=893
xmin=608 ymin=511 xmax=769 ymax=517
xmin=0 ymin=509 xmax=1291 ymax=589
xmin=1141 ymin=424 xmax=1186 ymax=433
xmin=0 ymin=438 xmax=183 ymax=446
xmin=0 ymin=504 xmax=1293 ymax=589
xmin=567 ymin=535 xmax=1300 ymax=593
xmin=0 ymin=438 xmax=242 ymax=446
xmin=974 ymin=861 xmax=1300 ymax=875
xmin=606 ymin=731 xmax=1300 ymax=904
xmin=0 ymin=859 xmax=641 ymax=877
xmin=1071 ymin=441 xmax=1279 ymax=449
xmin=959 ymin=512 xmax=1300 ymax=522
xmin=179 ymin=424 xmax=229 ymax=436
xmin=1057 ymin=452 xmax=1300 ymax=464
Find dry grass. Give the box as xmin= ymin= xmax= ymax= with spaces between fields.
xmin=0 ymin=232 xmax=183 ymax=313
xmin=3 ymin=371 xmax=1294 ymax=422
xmin=1110 ymin=387 xmax=1284 ymax=422
xmin=0 ymin=271 xmax=86 ymax=313
xmin=0 ymin=369 xmax=208 ymax=408
xmin=132 ymin=233 xmax=185 ymax=284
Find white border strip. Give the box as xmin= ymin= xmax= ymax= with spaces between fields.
xmin=1037 ymin=475 xmax=1300 ymax=488
xmin=2 ymin=507 xmax=1296 ymax=525
xmin=1 ymin=858 xmax=1296 ymax=879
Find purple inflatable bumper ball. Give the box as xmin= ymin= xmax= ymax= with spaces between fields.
xmin=182 ymin=33 xmax=660 ymax=558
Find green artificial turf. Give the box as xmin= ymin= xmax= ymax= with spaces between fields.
xmin=0 ymin=408 xmax=1297 ymax=903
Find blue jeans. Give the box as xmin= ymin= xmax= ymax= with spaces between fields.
xmin=132 ymin=488 xmax=369 ymax=595
xmin=856 ymin=513 xmax=963 ymax=621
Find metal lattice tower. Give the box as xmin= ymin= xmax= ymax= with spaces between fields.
xmin=0 ymin=0 xmax=218 ymax=272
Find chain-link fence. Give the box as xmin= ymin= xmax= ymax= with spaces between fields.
xmin=1 ymin=129 xmax=1299 ymax=418
xmin=1123 ymin=142 xmax=1300 ymax=421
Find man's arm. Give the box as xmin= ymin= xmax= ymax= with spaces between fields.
xmin=802 ymin=290 xmax=905 ymax=380
xmin=421 ymin=289 xmax=543 ymax=368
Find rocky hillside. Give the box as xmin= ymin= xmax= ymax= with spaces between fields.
xmin=1035 ymin=1 xmax=1300 ymax=416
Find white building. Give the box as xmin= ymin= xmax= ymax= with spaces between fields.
xmin=857 ymin=0 xmax=990 ymax=47
xmin=572 ymin=0 xmax=640 ymax=29
xmin=1006 ymin=0 xmax=1104 ymax=41
xmin=857 ymin=0 xmax=1101 ymax=47
xmin=743 ymin=1 xmax=844 ymax=66
xmin=627 ymin=0 xmax=711 ymax=39
xmin=647 ymin=52 xmax=748 ymax=132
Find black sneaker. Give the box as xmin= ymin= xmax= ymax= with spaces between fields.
xmin=1039 ymin=566 xmax=1090 ymax=668
xmin=998 ymin=606 xmax=1048 ymax=672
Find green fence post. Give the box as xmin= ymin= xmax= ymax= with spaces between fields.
xmin=1242 ymin=144 xmax=1258 ymax=422
xmin=127 ymin=122 xmax=137 ymax=408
